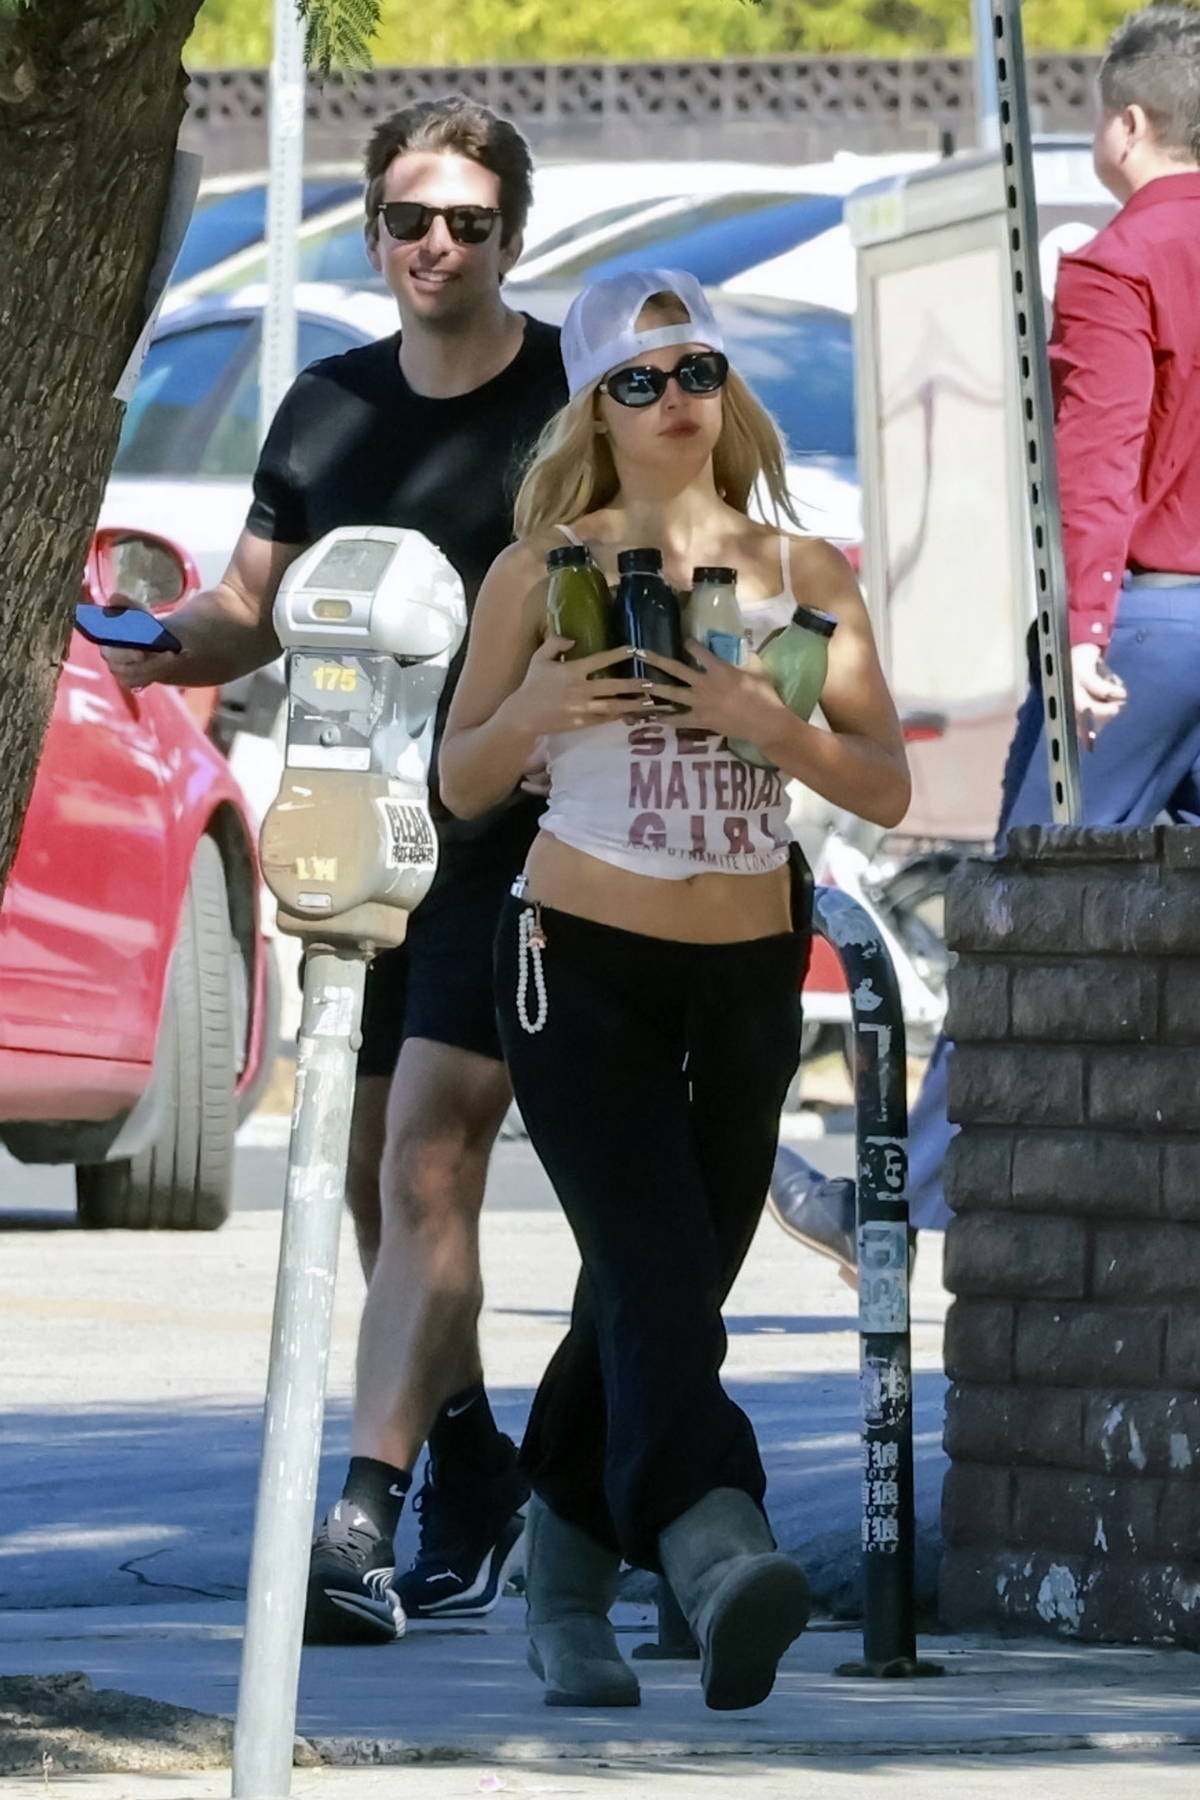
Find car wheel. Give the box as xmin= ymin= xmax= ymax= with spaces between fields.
xmin=76 ymin=836 xmax=236 ymax=1230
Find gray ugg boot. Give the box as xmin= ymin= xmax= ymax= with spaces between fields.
xmin=658 ymin=1488 xmax=810 ymax=1711
xmin=525 ymin=1494 xmax=640 ymax=1708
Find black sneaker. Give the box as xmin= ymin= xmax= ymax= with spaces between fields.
xmin=397 ymin=1444 xmax=528 ymax=1619
xmin=303 ymin=1500 xmax=405 ymax=1645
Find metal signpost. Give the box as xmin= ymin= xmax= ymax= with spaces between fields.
xmin=992 ymin=0 xmax=1083 ymax=824
xmin=813 ymin=889 xmax=942 ymax=1681
xmin=231 ymin=529 xmax=466 ymax=1798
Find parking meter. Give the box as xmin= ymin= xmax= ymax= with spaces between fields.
xmin=235 ymin=526 xmax=466 ymax=1800
xmin=259 ymin=525 xmax=467 ymax=949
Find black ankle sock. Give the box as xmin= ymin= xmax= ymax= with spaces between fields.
xmin=341 ymin=1456 xmax=410 ymax=1540
xmin=428 ymin=1382 xmax=507 ymax=1472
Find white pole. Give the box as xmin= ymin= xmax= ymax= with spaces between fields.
xmin=231 ymin=951 xmax=368 ymax=1799
xmin=259 ymin=0 xmax=305 ymax=445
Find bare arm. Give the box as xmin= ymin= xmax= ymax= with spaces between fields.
xmin=641 ymin=538 xmax=911 ymax=828
xmin=439 ymin=539 xmax=643 ymax=819
xmin=100 ymin=529 xmax=301 ymax=691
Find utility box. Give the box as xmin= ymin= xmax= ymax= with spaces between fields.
xmin=847 ymin=145 xmax=1115 ymax=843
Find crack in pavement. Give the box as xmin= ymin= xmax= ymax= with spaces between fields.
xmin=118 ymin=1546 xmax=243 ymax=1604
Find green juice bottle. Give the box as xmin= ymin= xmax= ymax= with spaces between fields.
xmin=545 ymin=543 xmax=613 ymax=659
xmin=727 ymin=602 xmax=838 ymax=769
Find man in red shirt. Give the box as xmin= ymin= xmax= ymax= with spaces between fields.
xmin=1003 ymin=0 xmax=1200 ymax=822
xmin=772 ymin=3 xmax=1200 ymax=1262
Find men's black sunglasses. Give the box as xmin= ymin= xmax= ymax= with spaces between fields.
xmin=603 ymin=350 xmax=730 ymax=409
xmin=376 ymin=202 xmax=502 ymax=246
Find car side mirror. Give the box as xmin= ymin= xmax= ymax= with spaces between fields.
xmin=88 ymin=528 xmax=198 ymax=611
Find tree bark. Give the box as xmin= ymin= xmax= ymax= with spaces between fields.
xmin=0 ymin=0 xmax=203 ymax=898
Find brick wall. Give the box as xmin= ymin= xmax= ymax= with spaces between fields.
xmin=940 ymin=825 xmax=1200 ymax=1645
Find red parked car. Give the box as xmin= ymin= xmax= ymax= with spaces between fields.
xmin=0 ymin=527 xmax=276 ymax=1230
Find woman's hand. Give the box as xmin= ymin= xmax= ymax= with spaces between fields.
xmin=636 ymin=640 xmax=789 ymax=743
xmin=519 ymin=737 xmax=552 ymax=798
xmin=503 ymin=638 xmax=647 ymax=737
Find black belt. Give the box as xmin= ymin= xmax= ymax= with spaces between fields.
xmin=1126 ymin=571 xmax=1200 ymax=588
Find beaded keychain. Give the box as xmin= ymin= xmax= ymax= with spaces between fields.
xmin=515 ymin=903 xmax=548 ymax=1034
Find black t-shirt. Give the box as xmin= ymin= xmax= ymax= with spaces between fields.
xmin=247 ymin=314 xmax=566 ymax=839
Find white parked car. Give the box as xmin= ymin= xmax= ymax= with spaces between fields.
xmin=175 ymin=153 xmax=937 ymax=301
xmin=721 ymin=139 xmax=1115 ymax=315
xmin=101 ymin=280 xmax=860 ymax=587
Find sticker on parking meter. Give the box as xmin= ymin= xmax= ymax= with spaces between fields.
xmin=378 ymin=800 xmax=437 ymax=869
xmin=858 ymin=1221 xmax=909 ymax=1333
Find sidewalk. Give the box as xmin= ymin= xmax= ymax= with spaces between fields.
xmin=2 ymin=1594 xmax=1199 ymax=1789
xmin=7 ymin=1132 xmax=1197 ymax=1791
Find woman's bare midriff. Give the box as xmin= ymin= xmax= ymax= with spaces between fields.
xmin=524 ymin=829 xmax=793 ymax=943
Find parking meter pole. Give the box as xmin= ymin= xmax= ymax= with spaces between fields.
xmin=232 ymin=947 xmax=366 ymax=1799
xmin=992 ymin=0 xmax=1081 ymax=825
xmin=809 ymin=888 xmax=942 ymax=1681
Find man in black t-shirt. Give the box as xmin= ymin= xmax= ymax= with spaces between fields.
xmin=102 ymin=97 xmax=566 ymax=1645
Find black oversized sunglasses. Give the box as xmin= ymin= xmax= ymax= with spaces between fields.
xmin=376 ymin=201 xmax=502 ymax=246
xmin=603 ymin=350 xmax=729 ymax=409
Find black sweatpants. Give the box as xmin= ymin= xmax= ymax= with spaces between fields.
xmin=494 ymin=854 xmax=811 ymax=1569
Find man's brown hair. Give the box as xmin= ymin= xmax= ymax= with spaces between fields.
xmin=1100 ymin=3 xmax=1200 ymax=162
xmin=363 ymin=96 xmax=534 ymax=249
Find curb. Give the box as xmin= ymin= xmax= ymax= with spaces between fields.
xmin=309 ymin=1728 xmax=1200 ymax=1767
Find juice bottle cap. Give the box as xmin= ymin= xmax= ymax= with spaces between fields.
xmin=793 ymin=603 xmax=838 ymax=638
xmin=692 ymin=566 xmax=737 ymax=585
xmin=618 ymin=547 xmax=663 ymax=574
xmin=546 ymin=544 xmax=591 ymax=570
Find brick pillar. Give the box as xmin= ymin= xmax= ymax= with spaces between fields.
xmin=940 ymin=825 xmax=1200 ymax=1645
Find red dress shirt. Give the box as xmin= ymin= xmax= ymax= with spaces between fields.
xmin=1049 ymin=171 xmax=1200 ymax=648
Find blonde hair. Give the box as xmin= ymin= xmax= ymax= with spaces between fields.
xmin=514 ymin=293 xmax=801 ymax=539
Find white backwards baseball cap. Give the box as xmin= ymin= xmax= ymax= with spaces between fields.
xmin=561 ymin=268 xmax=726 ymax=400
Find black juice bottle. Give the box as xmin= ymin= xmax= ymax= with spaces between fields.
xmin=615 ymin=547 xmax=688 ymax=706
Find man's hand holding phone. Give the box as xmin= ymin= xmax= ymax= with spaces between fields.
xmin=75 ymin=595 xmax=183 ymax=692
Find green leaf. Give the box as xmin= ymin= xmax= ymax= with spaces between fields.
xmin=298 ymin=0 xmax=381 ymax=73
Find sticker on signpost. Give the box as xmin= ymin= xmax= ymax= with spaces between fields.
xmin=860 ymin=1350 xmax=910 ymax=1428
xmin=857 ymin=1220 xmax=909 ymax=1332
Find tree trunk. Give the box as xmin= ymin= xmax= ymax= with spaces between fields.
xmin=0 ymin=0 xmax=203 ymax=898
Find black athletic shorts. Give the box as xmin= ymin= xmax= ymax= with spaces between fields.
xmin=356 ymin=799 xmax=542 ymax=1078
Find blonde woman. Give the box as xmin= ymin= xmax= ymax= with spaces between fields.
xmin=440 ymin=270 xmax=908 ymax=1713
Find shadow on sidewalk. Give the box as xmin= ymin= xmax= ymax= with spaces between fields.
xmin=1 ymin=1369 xmax=947 ymax=1617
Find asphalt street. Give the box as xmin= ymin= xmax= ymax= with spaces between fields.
xmin=0 ymin=1105 xmax=858 ymax=1221
xmin=0 ymin=1110 xmax=935 ymax=1619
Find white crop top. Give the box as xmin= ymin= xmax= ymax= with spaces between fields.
xmin=539 ymin=530 xmax=797 ymax=880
